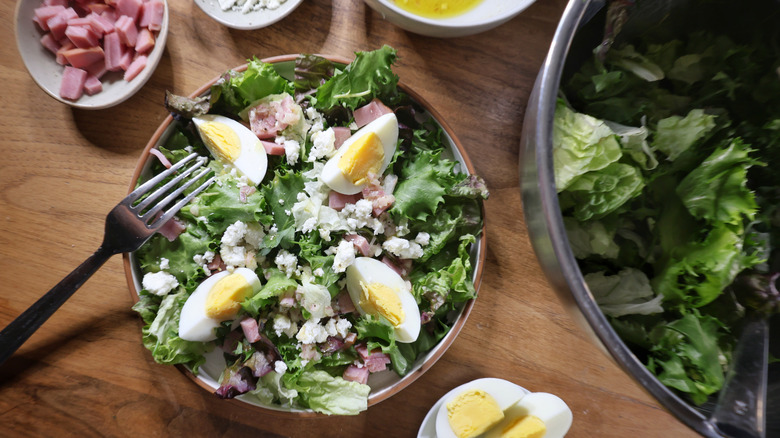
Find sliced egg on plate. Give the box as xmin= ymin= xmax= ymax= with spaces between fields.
xmin=485 ymin=392 xmax=573 ymax=438
xmin=178 ymin=267 xmax=262 ymax=342
xmin=345 ymin=256 xmax=420 ymax=343
xmin=435 ymin=378 xmax=528 ymax=438
xmin=321 ymin=112 xmax=398 ymax=194
xmin=192 ymin=114 xmax=268 ymax=185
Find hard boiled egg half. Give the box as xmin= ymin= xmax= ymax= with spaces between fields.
xmin=321 ymin=113 xmax=398 ymax=194
xmin=345 ymin=256 xmax=420 ymax=343
xmin=192 ymin=114 xmax=268 ymax=185
xmin=434 ymin=378 xmax=573 ymax=438
xmin=178 ymin=268 xmax=262 ymax=342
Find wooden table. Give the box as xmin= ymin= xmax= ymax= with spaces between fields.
xmin=0 ymin=0 xmax=699 ymax=436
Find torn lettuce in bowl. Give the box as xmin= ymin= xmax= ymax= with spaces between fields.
xmin=128 ymin=46 xmax=487 ymax=416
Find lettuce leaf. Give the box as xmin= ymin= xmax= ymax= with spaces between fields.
xmin=211 ymin=58 xmax=294 ymax=114
xmin=559 ymin=162 xmax=645 ymax=221
xmin=651 ymin=109 xmax=717 ymax=161
xmin=391 ymin=149 xmax=459 ymax=221
xmin=283 ymin=370 xmax=370 ymax=415
xmin=260 ymin=171 xmax=306 ymax=251
xmin=585 ymin=269 xmax=664 ymax=317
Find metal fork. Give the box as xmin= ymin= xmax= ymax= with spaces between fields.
xmin=0 ymin=152 xmax=216 ymax=367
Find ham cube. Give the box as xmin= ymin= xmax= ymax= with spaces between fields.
xmin=47 ymin=7 xmax=79 ymax=40
xmin=353 ymin=98 xmax=393 ymax=128
xmin=65 ymin=25 xmax=99 ymax=49
xmin=103 ymin=31 xmax=124 ymax=71
xmin=139 ymin=0 xmax=164 ymax=31
xmin=101 ymin=9 xmax=117 ymax=23
xmin=83 ymin=75 xmax=102 ymax=96
xmin=118 ymin=49 xmax=133 ymax=71
xmin=88 ymin=12 xmax=114 ymax=35
xmin=261 ymin=140 xmax=285 ymax=155
xmin=332 ymin=126 xmax=352 ymax=149
xmin=135 ymin=28 xmax=155 ymax=53
xmin=40 ymin=33 xmax=61 ymax=55
xmin=60 ymin=66 xmax=87 ymax=100
xmin=55 ymin=40 xmax=75 ymax=65
xmin=84 ymin=59 xmax=107 ymax=79
xmin=67 ymin=17 xmax=92 ymax=28
xmin=62 ymin=47 xmax=104 ymax=69
xmin=34 ymin=5 xmax=66 ymax=31
xmin=44 ymin=0 xmax=69 ymax=6
xmin=116 ymin=0 xmax=143 ymax=21
xmin=342 ymin=365 xmax=369 ymax=385
xmin=115 ymin=15 xmax=138 ymax=47
xmin=123 ymin=55 xmax=147 ymax=81
xmin=86 ymin=3 xmax=112 ymax=14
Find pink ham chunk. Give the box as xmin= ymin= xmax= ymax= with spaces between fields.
xmin=135 ymin=27 xmax=155 ymax=53
xmin=114 ymin=15 xmax=138 ymax=47
xmin=47 ymin=7 xmax=79 ymax=40
xmin=61 ymin=46 xmax=104 ymax=69
xmin=88 ymin=12 xmax=114 ymax=35
xmin=123 ymin=54 xmax=147 ymax=81
xmin=44 ymin=0 xmax=69 ymax=6
xmin=332 ymin=126 xmax=351 ymax=149
xmin=353 ymin=98 xmax=393 ymax=128
xmin=248 ymin=94 xmax=301 ymax=139
xmin=86 ymin=3 xmax=112 ymax=14
xmin=40 ymin=33 xmax=61 ymax=54
xmin=328 ymin=191 xmax=362 ymax=211
xmin=59 ymin=65 xmax=87 ymax=100
xmin=65 ymin=25 xmax=99 ymax=48
xmin=344 ymin=234 xmax=372 ymax=256
xmin=55 ymin=40 xmax=75 ymax=65
xmin=34 ymin=5 xmax=66 ymax=31
xmin=261 ymin=140 xmax=286 ymax=155
xmin=84 ymin=59 xmax=107 ymax=79
xmin=103 ymin=31 xmax=124 ymax=71
xmin=83 ymin=75 xmax=102 ymax=95
xmin=115 ymin=0 xmax=143 ymax=21
xmin=139 ymin=0 xmax=164 ymax=31
xmin=240 ymin=318 xmax=262 ymax=343
xmin=118 ymin=49 xmax=133 ymax=70
xmin=342 ymin=365 xmax=369 ymax=385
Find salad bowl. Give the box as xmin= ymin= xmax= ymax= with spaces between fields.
xmin=520 ymin=0 xmax=780 ymax=436
xmin=123 ymin=52 xmax=486 ymax=416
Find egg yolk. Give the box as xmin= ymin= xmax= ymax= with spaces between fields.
xmin=358 ymin=281 xmax=404 ymax=327
xmin=499 ymin=415 xmax=546 ymax=438
xmin=205 ymin=272 xmax=254 ymax=320
xmin=199 ymin=121 xmax=241 ymax=163
xmin=446 ymin=389 xmax=505 ymax=438
xmin=337 ymin=132 xmax=384 ymax=186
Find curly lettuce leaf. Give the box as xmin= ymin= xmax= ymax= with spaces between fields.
xmin=260 ymin=171 xmax=305 ymax=251
xmin=353 ymin=315 xmax=410 ymax=376
xmin=411 ymin=234 xmax=477 ymax=304
xmin=559 ymin=162 xmax=645 ymax=221
xmin=391 ymin=149 xmax=459 ymax=221
xmin=211 ymin=58 xmax=294 ymax=114
xmin=651 ymin=109 xmax=717 ymax=161
xmin=283 ymin=370 xmax=370 ymax=416
xmin=242 ymin=268 xmax=298 ymax=317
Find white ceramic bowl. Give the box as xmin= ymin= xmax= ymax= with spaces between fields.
xmin=364 ymin=0 xmax=536 ymax=38
xmin=14 ymin=0 xmax=169 ymax=110
xmin=194 ymin=0 xmax=303 ymax=30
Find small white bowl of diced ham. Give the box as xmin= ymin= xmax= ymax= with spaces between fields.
xmin=15 ymin=0 xmax=168 ymax=109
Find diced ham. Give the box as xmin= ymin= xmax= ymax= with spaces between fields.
xmin=44 ymin=0 xmax=69 ymax=6
xmin=320 ymin=336 xmax=344 ymax=355
xmin=148 ymin=148 xmax=171 ymax=168
xmin=62 ymin=46 xmax=104 ymax=68
xmin=86 ymin=3 xmax=112 ymax=14
xmin=47 ymin=7 xmax=79 ymax=40
xmin=118 ymin=48 xmax=133 ymax=71
xmin=123 ymin=54 xmax=147 ymax=81
xmin=65 ymin=25 xmax=99 ymax=49
xmin=139 ymin=0 xmax=164 ymax=31
xmin=114 ymin=15 xmax=138 ymax=47
xmin=362 ymin=175 xmax=395 ymax=216
xmin=55 ymin=40 xmax=75 ymax=65
xmin=279 ymin=291 xmax=296 ymax=308
xmin=88 ymin=12 xmax=114 ymax=35
xmin=300 ymin=344 xmax=321 ymax=361
xmin=59 ymin=65 xmax=87 ymax=100
xmin=344 ymin=233 xmax=372 ymax=256
xmin=158 ymin=215 xmax=186 ymax=241
xmin=40 ymin=33 xmax=61 ymax=54
xmin=239 ymin=185 xmax=256 ymax=203
xmin=84 ymin=58 xmax=107 ymax=79
xmin=240 ymin=317 xmax=261 ymax=343
xmin=103 ymin=31 xmax=124 ymax=71
xmin=83 ymin=75 xmax=102 ymax=95
xmin=353 ymin=98 xmax=393 ymax=128
xmin=261 ymin=140 xmax=285 ymax=155
xmin=343 ymin=332 xmax=357 ymax=349
xmin=101 ymin=9 xmax=117 ymax=23
xmin=336 ymin=291 xmax=356 ymax=314
xmin=381 ymin=255 xmax=410 ymax=277
xmin=343 ymin=365 xmax=369 ymax=385
xmin=328 ymin=191 xmax=362 ymax=211
xmin=67 ymin=16 xmax=92 ymax=28
xmin=355 ymin=344 xmax=391 ymax=373
xmin=115 ymin=0 xmax=142 ymax=21
xmin=332 ymin=126 xmax=352 ymax=149
xmin=248 ymin=94 xmax=300 ymax=139
xmin=207 ymin=253 xmax=226 ymax=273
xmin=34 ymin=5 xmax=66 ymax=31
xmin=135 ymin=27 xmax=154 ymax=53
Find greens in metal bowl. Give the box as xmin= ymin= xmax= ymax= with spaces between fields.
xmin=128 ymin=46 xmax=487 ymax=415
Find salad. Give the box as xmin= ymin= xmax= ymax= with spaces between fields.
xmin=553 ymin=1 xmax=780 ymax=406
xmin=131 ymin=46 xmax=488 ymax=415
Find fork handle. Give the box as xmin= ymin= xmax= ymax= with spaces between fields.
xmin=0 ymin=246 xmax=114 ymax=367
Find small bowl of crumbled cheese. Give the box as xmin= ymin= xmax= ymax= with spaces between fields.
xmin=194 ymin=0 xmax=303 ymax=30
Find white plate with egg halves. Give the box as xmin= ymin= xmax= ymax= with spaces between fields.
xmin=194 ymin=0 xmax=303 ymax=30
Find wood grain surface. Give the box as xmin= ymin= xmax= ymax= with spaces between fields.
xmin=0 ymin=0 xmax=698 ymax=436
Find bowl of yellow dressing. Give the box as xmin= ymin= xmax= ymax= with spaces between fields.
xmin=364 ymin=0 xmax=536 ymax=38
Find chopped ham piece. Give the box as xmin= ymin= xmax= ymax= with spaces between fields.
xmin=328 ymin=191 xmax=362 ymax=211
xmin=336 ymin=291 xmax=356 ymax=314
xmin=115 ymin=0 xmax=142 ymax=21
xmin=343 ymin=365 xmax=369 ymax=385
xmin=83 ymin=75 xmax=102 ymax=95
xmin=240 ymin=317 xmax=261 ymax=343
xmin=248 ymin=94 xmax=300 ymax=139
xmin=86 ymin=3 xmax=112 ymax=14
xmin=65 ymin=25 xmax=99 ymax=49
xmin=381 ymin=255 xmax=411 ymax=277
xmin=123 ymin=54 xmax=147 ymax=81
xmin=103 ymin=31 xmax=124 ymax=71
xmin=114 ymin=15 xmax=138 ymax=46
xmin=355 ymin=344 xmax=391 ymax=373
xmin=207 ymin=253 xmax=226 ymax=273
xmin=261 ymin=140 xmax=285 ymax=155
xmin=300 ymin=344 xmax=321 ymax=361
xmin=320 ymin=337 xmax=344 ymax=355
xmin=362 ymin=174 xmax=395 ymax=216
xmin=88 ymin=12 xmax=114 ymax=35
xmin=84 ymin=58 xmax=107 ymax=79
xmin=55 ymin=41 xmax=75 ymax=65
xmin=135 ymin=27 xmax=154 ymax=53
xmin=343 ymin=332 xmax=357 ymax=348
xmin=239 ymin=185 xmax=256 ymax=203
xmin=353 ymin=98 xmax=393 ymax=128
xmin=332 ymin=126 xmax=351 ymax=149
xmin=40 ymin=33 xmax=61 ymax=54
xmin=139 ymin=0 xmax=164 ymax=31
xmin=44 ymin=0 xmax=68 ymax=6
xmin=344 ymin=234 xmax=372 ymax=256
xmin=118 ymin=49 xmax=133 ymax=71
xmin=34 ymin=5 xmax=66 ymax=31
xmin=101 ymin=9 xmax=117 ymax=23
xmin=158 ymin=215 xmax=186 ymax=242
xmin=59 ymin=66 xmax=87 ymax=100
xmin=148 ymin=148 xmax=171 ymax=168
xmin=62 ymin=46 xmax=104 ymax=68
xmin=47 ymin=7 xmax=79 ymax=40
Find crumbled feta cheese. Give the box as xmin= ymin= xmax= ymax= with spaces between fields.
xmin=243 ymin=223 xmax=266 ymax=248
xmin=325 ymin=317 xmax=352 ymax=338
xmin=275 ymin=250 xmax=298 ymax=278
xmin=306 ymin=107 xmax=325 ymax=134
xmin=280 ymin=137 xmax=300 ymax=165
xmin=273 ymin=314 xmax=298 ymax=338
xmin=383 ymin=236 xmax=424 ymax=259
xmin=193 ymin=251 xmax=215 ymax=271
xmin=222 ymin=221 xmax=248 ymax=246
xmin=220 ymin=245 xmax=246 ymax=268
xmin=296 ymin=320 xmax=329 ymax=344
xmin=415 ymin=232 xmax=431 ymax=246
xmin=333 ymin=239 xmax=356 ymax=273
xmin=159 ymin=258 xmax=170 ymax=270
xmin=274 ymin=360 xmax=288 ymax=374
xmin=142 ymin=271 xmax=179 ymax=296
xmin=313 ymin=267 xmax=324 ymax=277
xmin=308 ymin=128 xmax=336 ymax=162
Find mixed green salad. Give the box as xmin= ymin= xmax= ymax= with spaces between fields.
xmin=132 ymin=46 xmax=487 ymax=415
xmin=554 ymin=1 xmax=780 ymax=405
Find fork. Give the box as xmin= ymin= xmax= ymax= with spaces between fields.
xmin=0 ymin=152 xmax=216 ymax=367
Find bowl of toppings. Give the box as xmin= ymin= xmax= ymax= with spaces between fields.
xmin=193 ymin=0 xmax=303 ymax=30
xmin=124 ymin=46 xmax=488 ymax=416
xmin=363 ymin=0 xmax=536 ymax=38
xmin=15 ymin=0 xmax=168 ymax=109
xmin=521 ymin=0 xmax=780 ymax=436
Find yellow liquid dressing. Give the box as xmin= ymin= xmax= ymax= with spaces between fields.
xmin=393 ymin=0 xmax=483 ymax=19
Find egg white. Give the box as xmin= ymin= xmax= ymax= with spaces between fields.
xmin=192 ymin=114 xmax=268 ymax=185
xmin=435 ymin=378 xmax=528 ymax=438
xmin=321 ymin=112 xmax=398 ymax=194
xmin=178 ymin=268 xmax=262 ymax=342
xmin=345 ymin=256 xmax=420 ymax=343
xmin=485 ymin=392 xmax=573 ymax=438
